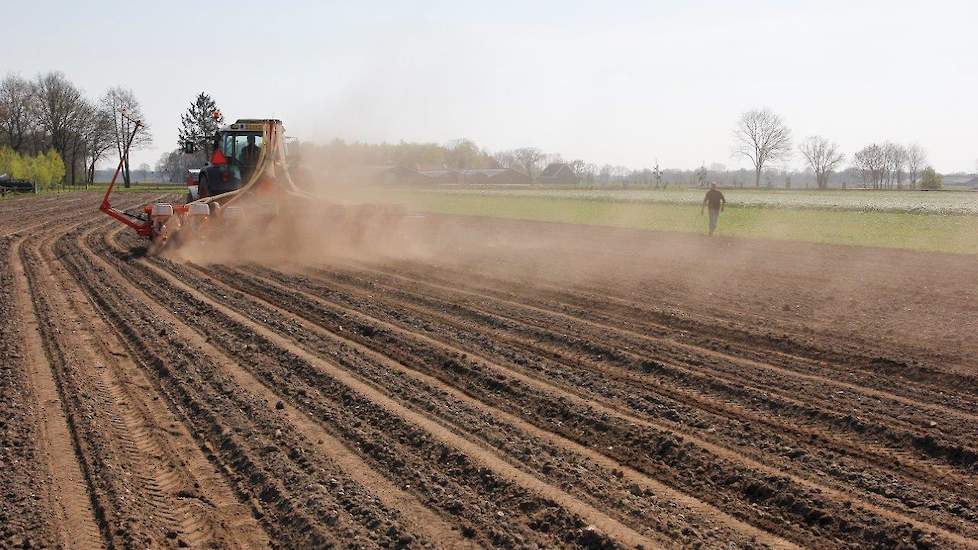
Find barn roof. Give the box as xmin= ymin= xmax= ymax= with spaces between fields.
xmin=540 ymin=163 xmax=571 ymax=177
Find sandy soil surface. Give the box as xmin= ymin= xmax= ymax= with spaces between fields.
xmin=1 ymin=193 xmax=976 ymax=549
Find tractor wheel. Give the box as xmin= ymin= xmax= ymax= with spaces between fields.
xmin=198 ymin=175 xmax=209 ymax=199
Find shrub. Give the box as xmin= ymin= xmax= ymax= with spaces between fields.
xmin=919 ymin=167 xmax=943 ymax=190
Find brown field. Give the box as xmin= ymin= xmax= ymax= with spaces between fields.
xmin=2 ymin=192 xmax=977 ymax=549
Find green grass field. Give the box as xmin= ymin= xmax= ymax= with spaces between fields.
xmin=395 ymin=190 xmax=978 ymax=255
xmin=424 ymin=187 xmax=978 ymax=214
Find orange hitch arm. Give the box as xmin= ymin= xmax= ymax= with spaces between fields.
xmin=99 ymin=118 xmax=154 ymax=237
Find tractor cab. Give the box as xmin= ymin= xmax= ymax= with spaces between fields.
xmin=190 ymin=119 xmax=283 ymax=200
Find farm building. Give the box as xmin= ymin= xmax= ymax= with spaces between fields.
xmin=455 ymin=168 xmax=531 ymax=185
xmin=537 ymin=163 xmax=580 ymax=185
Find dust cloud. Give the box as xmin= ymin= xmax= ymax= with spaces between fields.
xmin=158 ymin=165 xmax=978 ymax=368
xmin=165 ymin=194 xmax=432 ymax=267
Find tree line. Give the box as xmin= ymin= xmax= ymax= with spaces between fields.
xmin=157 ymin=93 xmax=583 ymax=184
xmin=155 ymin=91 xmax=958 ymax=191
xmin=733 ymin=107 xmax=941 ymax=190
xmin=0 ymin=72 xmax=152 ymax=188
xmin=296 ymin=139 xmax=571 ymax=180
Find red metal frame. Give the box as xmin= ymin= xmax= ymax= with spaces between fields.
xmin=99 ymin=118 xmax=156 ymax=238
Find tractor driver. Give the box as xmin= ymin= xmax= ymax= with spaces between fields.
xmin=238 ymin=135 xmax=262 ymax=181
xmin=240 ymin=135 xmax=262 ymax=167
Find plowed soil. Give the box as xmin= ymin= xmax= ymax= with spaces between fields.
xmin=2 ymin=193 xmax=976 ymax=550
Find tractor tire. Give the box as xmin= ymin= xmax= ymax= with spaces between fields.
xmin=198 ymin=175 xmax=209 ymax=199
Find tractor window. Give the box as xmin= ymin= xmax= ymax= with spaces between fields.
xmin=233 ymin=134 xmax=263 ymax=165
xmin=221 ymin=134 xmax=236 ymax=159
xmin=218 ymin=134 xmax=263 ymax=164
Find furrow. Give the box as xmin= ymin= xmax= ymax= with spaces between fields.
xmin=104 ymin=230 xmax=661 ymax=549
xmin=73 ymin=224 xmax=432 ymax=548
xmin=7 ymin=232 xmax=105 ymax=549
xmin=207 ymin=263 xmax=973 ymax=548
xmin=191 ymin=262 xmax=802 ymax=550
xmin=289 ymin=265 xmax=978 ymax=495
xmin=370 ymin=258 xmax=978 ymax=408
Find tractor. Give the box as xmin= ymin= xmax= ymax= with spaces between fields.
xmin=100 ymin=114 xmax=308 ymax=248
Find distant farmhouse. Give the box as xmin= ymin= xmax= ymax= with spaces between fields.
xmin=536 ymin=163 xmax=579 ymax=185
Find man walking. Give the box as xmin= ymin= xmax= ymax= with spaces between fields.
xmin=701 ymin=183 xmax=726 ymax=236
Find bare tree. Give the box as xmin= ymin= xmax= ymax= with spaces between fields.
xmin=568 ymin=159 xmax=587 ymax=183
xmin=156 ymin=149 xmax=200 ymax=182
xmin=853 ymin=143 xmax=887 ymax=189
xmin=733 ymin=108 xmax=792 ymax=187
xmin=101 ymin=86 xmax=152 ymax=188
xmin=33 ymin=72 xmax=90 ymax=184
xmin=905 ymin=144 xmax=926 ymax=189
xmin=543 ymin=152 xmax=564 ymax=167
xmin=137 ymin=162 xmax=151 ymax=182
xmin=492 ymin=150 xmax=516 ymax=169
xmin=881 ymin=142 xmax=907 ymax=189
xmin=798 ymin=136 xmax=845 ymax=190
xmin=580 ymin=163 xmax=597 ymax=185
xmin=79 ymin=102 xmax=115 ymax=185
xmin=512 ymin=147 xmax=545 ymax=181
xmin=0 ymin=74 xmax=37 ymax=152
xmin=695 ymin=164 xmax=708 ymax=187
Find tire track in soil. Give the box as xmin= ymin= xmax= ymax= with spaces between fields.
xmin=9 ymin=232 xmax=104 ymax=550
xmin=186 ymin=261 xmax=802 ymax=550
xmin=98 ymin=226 xmax=660 ymax=549
xmin=289 ymin=265 xmax=978 ymax=504
xmin=211 ymin=264 xmax=974 ymax=548
xmin=19 ymin=210 xmax=262 ymax=548
xmin=78 ymin=225 xmax=440 ymax=548
xmin=54 ymin=223 xmax=271 ymax=549
xmin=0 ymin=237 xmax=54 ymax=549
xmin=81 ymin=225 xmax=472 ymax=549
xmin=5 ymin=199 xmax=160 ymax=548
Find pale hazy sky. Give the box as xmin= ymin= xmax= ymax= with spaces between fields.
xmin=3 ymin=0 xmax=976 ymax=171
